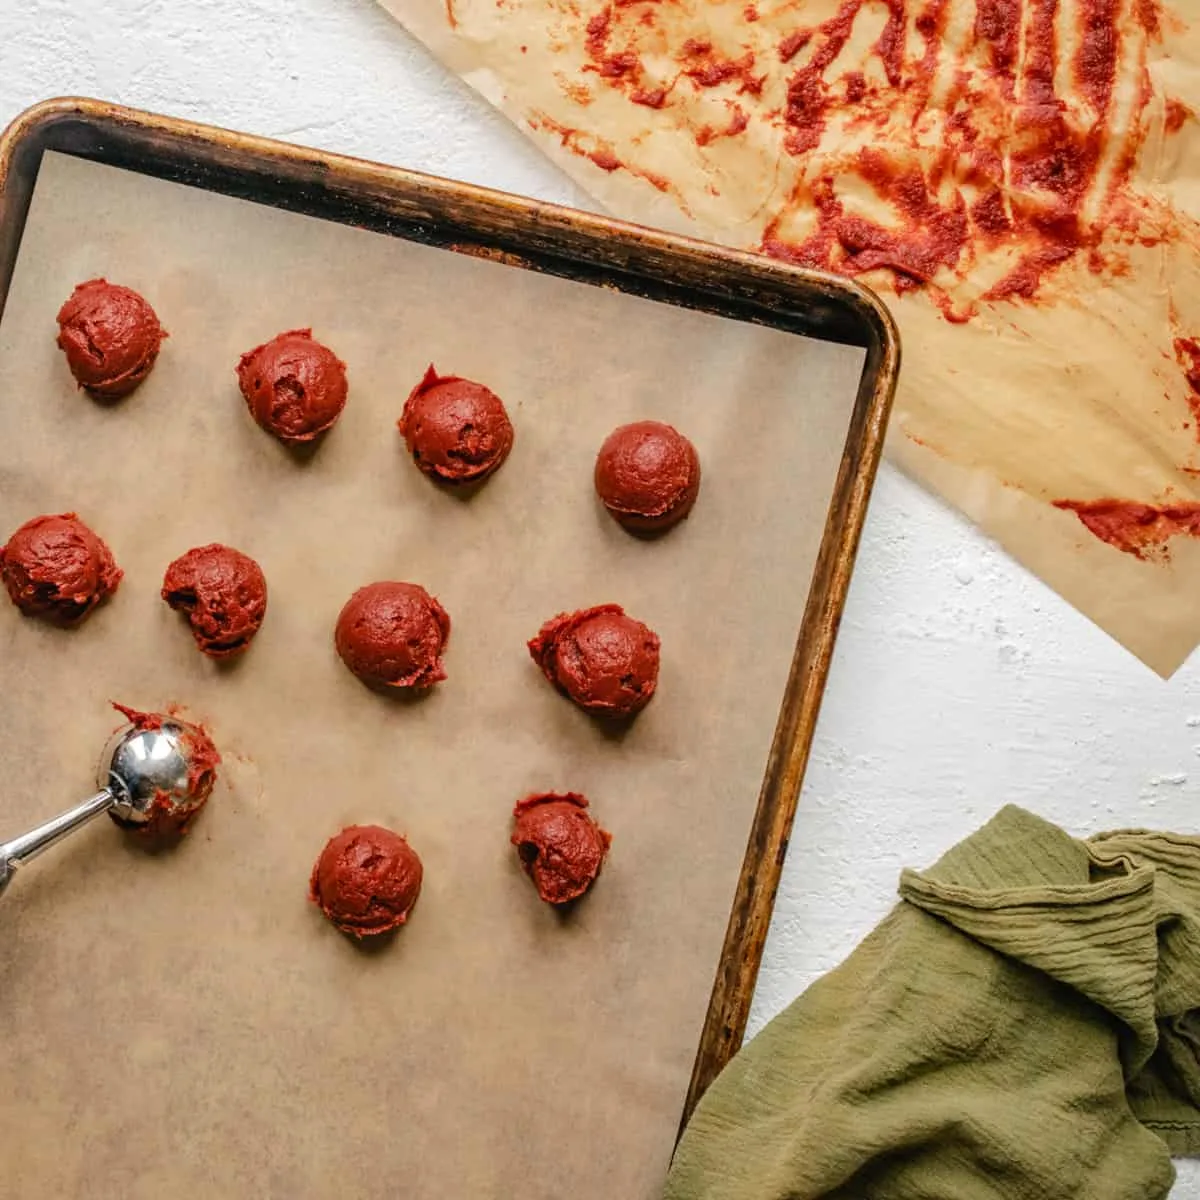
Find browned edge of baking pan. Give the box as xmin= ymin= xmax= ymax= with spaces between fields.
xmin=0 ymin=97 xmax=900 ymax=1136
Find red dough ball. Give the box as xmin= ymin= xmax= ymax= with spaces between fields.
xmin=237 ymin=328 xmax=347 ymax=444
xmin=399 ymin=365 xmax=514 ymax=484
xmin=162 ymin=544 xmax=268 ymax=658
xmin=512 ymin=793 xmax=611 ymax=905
xmin=594 ymin=420 xmax=701 ymax=533
xmin=310 ymin=825 xmax=423 ymax=937
xmin=0 ymin=512 xmax=121 ymax=625
xmin=335 ymin=582 xmax=450 ymax=690
xmin=528 ymin=604 xmax=660 ymax=718
xmin=56 ymin=279 xmax=166 ymax=400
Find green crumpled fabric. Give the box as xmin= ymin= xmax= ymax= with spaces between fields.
xmin=665 ymin=806 xmax=1200 ymax=1200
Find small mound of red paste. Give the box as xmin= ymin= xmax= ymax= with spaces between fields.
xmin=310 ymin=824 xmax=424 ymax=937
xmin=237 ymin=328 xmax=348 ymax=444
xmin=528 ymin=603 xmax=660 ymax=718
xmin=56 ymin=279 xmax=166 ymax=400
xmin=594 ymin=420 xmax=701 ymax=533
xmin=512 ymin=792 xmax=612 ymax=905
xmin=335 ymin=581 xmax=451 ymax=690
xmin=0 ymin=512 xmax=121 ymax=625
xmin=162 ymin=544 xmax=268 ymax=658
xmin=399 ymin=365 xmax=514 ymax=484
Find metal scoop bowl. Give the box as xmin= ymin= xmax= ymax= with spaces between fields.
xmin=0 ymin=715 xmax=214 ymax=899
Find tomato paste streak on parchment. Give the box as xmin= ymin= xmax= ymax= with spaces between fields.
xmin=1175 ymin=338 xmax=1200 ymax=432
xmin=527 ymin=109 xmax=675 ymax=194
xmin=567 ymin=0 xmax=1160 ymax=317
xmin=1054 ymin=498 xmax=1200 ymax=560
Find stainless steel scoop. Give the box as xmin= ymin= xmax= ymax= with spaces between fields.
xmin=0 ymin=715 xmax=211 ymax=898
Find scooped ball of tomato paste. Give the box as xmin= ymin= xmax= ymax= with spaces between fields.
xmin=512 ymin=792 xmax=611 ymax=905
xmin=0 ymin=512 xmax=122 ymax=625
xmin=310 ymin=824 xmax=423 ymax=937
xmin=335 ymin=581 xmax=450 ymax=690
xmin=56 ymin=279 xmax=166 ymax=400
xmin=528 ymin=603 xmax=660 ymax=718
xmin=162 ymin=544 xmax=268 ymax=659
xmin=399 ymin=365 xmax=514 ymax=484
xmin=595 ymin=420 xmax=701 ymax=534
xmin=237 ymin=328 xmax=347 ymax=444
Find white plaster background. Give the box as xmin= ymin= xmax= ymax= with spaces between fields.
xmin=2 ymin=1 xmax=1199 ymax=1192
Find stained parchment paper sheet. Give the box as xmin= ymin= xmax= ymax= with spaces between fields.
xmin=375 ymin=0 xmax=1200 ymax=676
xmin=0 ymin=152 xmax=864 ymax=1200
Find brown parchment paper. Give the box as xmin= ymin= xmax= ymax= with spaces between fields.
xmin=0 ymin=151 xmax=864 ymax=1200
xmin=374 ymin=0 xmax=1200 ymax=676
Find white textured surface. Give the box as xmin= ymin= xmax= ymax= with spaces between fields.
xmin=3 ymin=2 xmax=1200 ymax=1193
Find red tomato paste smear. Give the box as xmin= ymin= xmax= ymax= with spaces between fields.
xmin=696 ymin=104 xmax=750 ymax=146
xmin=780 ymin=0 xmax=867 ymax=155
xmin=1165 ymin=99 xmax=1192 ymax=133
xmin=1174 ymin=337 xmax=1200 ymax=440
xmin=1054 ymin=498 xmax=1200 ymax=559
xmin=586 ymin=7 xmax=641 ymax=78
xmin=582 ymin=6 xmax=765 ymax=114
xmin=763 ymin=154 xmax=967 ymax=291
xmin=765 ymin=0 xmax=1139 ymax=301
xmin=528 ymin=110 xmax=672 ymax=192
xmin=571 ymin=0 xmax=1168 ymax=309
xmin=679 ymin=37 xmax=765 ymax=94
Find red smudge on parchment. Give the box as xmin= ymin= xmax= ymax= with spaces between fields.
xmin=1054 ymin=498 xmax=1200 ymax=560
xmin=695 ymin=103 xmax=749 ymax=146
xmin=679 ymin=37 xmax=765 ymax=94
xmin=778 ymin=29 xmax=811 ymax=62
xmin=1175 ymin=338 xmax=1200 ymax=437
xmin=562 ymin=0 xmax=1166 ymax=324
xmin=528 ymin=110 xmax=673 ymax=193
xmin=1165 ymin=99 xmax=1192 ymax=133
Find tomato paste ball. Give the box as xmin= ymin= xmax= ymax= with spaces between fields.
xmin=237 ymin=328 xmax=347 ymax=444
xmin=528 ymin=603 xmax=660 ymax=718
xmin=0 ymin=512 xmax=122 ymax=625
xmin=162 ymin=544 xmax=268 ymax=658
xmin=594 ymin=420 xmax=701 ymax=534
xmin=56 ymin=279 xmax=166 ymax=400
xmin=512 ymin=793 xmax=611 ymax=905
xmin=399 ymin=365 xmax=514 ymax=485
xmin=310 ymin=825 xmax=423 ymax=937
xmin=335 ymin=582 xmax=450 ymax=690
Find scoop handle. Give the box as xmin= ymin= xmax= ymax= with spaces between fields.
xmin=0 ymin=790 xmax=114 ymax=898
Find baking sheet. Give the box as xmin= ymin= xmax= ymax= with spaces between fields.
xmin=0 ymin=151 xmax=864 ymax=1199
xmin=374 ymin=0 xmax=1200 ymax=676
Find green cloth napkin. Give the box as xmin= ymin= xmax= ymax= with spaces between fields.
xmin=666 ymin=806 xmax=1200 ymax=1200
